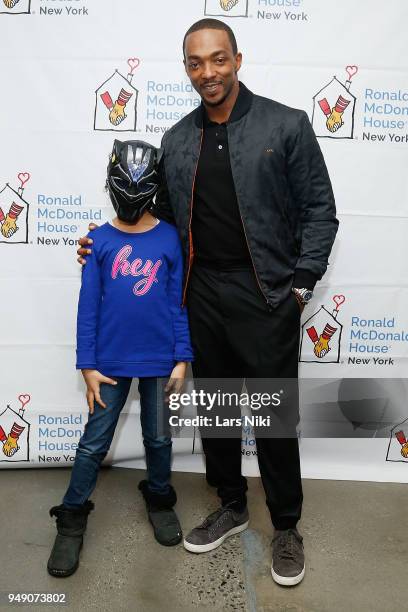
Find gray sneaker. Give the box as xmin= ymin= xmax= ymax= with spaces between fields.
xmin=183 ymin=505 xmax=249 ymax=553
xmin=271 ymin=528 xmax=305 ymax=586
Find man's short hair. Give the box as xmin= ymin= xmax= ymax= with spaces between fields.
xmin=183 ymin=19 xmax=238 ymax=58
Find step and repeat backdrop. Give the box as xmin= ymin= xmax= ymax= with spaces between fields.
xmin=1 ymin=0 xmax=407 ymax=482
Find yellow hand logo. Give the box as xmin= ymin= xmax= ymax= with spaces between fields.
xmin=401 ymin=442 xmax=408 ymax=459
xmin=326 ymin=108 xmax=344 ymax=133
xmin=314 ymin=335 xmax=331 ymax=358
xmin=220 ymin=0 xmax=239 ymax=10
xmin=1 ymin=214 xmax=18 ymax=239
xmin=3 ymin=0 xmax=21 ymax=8
xmin=109 ymin=102 xmax=126 ymax=126
xmin=3 ymin=435 xmax=19 ymax=457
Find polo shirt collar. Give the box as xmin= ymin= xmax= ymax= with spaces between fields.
xmin=195 ymin=81 xmax=253 ymax=127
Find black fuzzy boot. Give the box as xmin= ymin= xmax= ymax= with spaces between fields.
xmin=47 ymin=501 xmax=94 ymax=577
xmin=138 ymin=480 xmax=182 ymax=546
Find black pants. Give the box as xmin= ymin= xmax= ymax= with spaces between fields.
xmin=187 ymin=264 xmax=303 ymax=530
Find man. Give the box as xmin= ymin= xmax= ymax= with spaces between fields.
xmin=78 ymin=19 xmax=338 ymax=586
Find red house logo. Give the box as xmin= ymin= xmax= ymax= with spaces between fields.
xmin=386 ymin=419 xmax=408 ymax=464
xmin=299 ymin=295 xmax=345 ymax=363
xmin=94 ymin=58 xmax=140 ymax=132
xmin=204 ymin=0 xmax=249 ymax=17
xmin=0 ymin=173 xmax=30 ymax=244
xmin=0 ymin=395 xmax=31 ymax=463
xmin=312 ymin=66 xmax=358 ymax=139
xmin=1 ymin=0 xmax=31 ymax=14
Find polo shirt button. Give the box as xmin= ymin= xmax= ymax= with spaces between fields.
xmin=218 ymin=144 xmax=223 ymax=150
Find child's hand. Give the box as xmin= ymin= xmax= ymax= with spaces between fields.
xmin=165 ymin=362 xmax=187 ymax=400
xmin=81 ymin=369 xmax=117 ymax=414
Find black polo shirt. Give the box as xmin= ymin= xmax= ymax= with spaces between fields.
xmin=192 ymin=83 xmax=253 ymax=268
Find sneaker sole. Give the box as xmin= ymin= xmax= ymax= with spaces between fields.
xmin=183 ymin=520 xmax=249 ymax=553
xmin=271 ymin=564 xmax=305 ymax=587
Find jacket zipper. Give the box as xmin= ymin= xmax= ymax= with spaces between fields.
xmin=224 ymin=124 xmax=270 ymax=307
xmin=236 ymin=203 xmax=270 ymax=307
xmin=182 ymin=128 xmax=204 ymax=306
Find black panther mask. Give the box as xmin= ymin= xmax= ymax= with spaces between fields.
xmin=106 ymin=140 xmax=163 ymax=223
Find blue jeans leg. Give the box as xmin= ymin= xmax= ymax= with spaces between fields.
xmin=138 ymin=377 xmax=172 ymax=496
xmin=63 ymin=377 xmax=132 ymax=508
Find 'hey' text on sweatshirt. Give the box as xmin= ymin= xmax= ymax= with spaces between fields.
xmin=76 ymin=221 xmax=194 ymax=377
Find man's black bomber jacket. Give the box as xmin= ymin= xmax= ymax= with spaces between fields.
xmin=154 ymin=83 xmax=339 ymax=309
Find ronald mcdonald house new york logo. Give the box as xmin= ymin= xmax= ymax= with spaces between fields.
xmin=0 ymin=173 xmax=30 ymax=244
xmin=299 ymin=295 xmax=345 ymax=364
xmin=205 ymin=0 xmax=249 ymax=17
xmin=94 ymin=58 xmax=140 ymax=132
xmin=204 ymin=1 xmax=310 ymax=22
xmin=1 ymin=0 xmax=90 ymax=16
xmin=0 ymin=170 xmax=103 ymax=247
xmin=0 ymin=0 xmax=30 ymax=14
xmin=387 ymin=418 xmax=408 ymax=464
xmin=312 ymin=66 xmax=358 ymax=139
xmin=0 ymin=395 xmax=31 ymax=463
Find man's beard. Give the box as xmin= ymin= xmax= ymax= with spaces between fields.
xmin=199 ymin=79 xmax=235 ymax=107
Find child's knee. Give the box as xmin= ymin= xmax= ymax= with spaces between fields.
xmin=143 ymin=435 xmax=172 ymax=450
xmin=77 ymin=438 xmax=109 ymax=461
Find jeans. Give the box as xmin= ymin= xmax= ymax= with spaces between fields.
xmin=63 ymin=377 xmax=172 ymax=508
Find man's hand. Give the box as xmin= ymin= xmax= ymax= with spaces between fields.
xmin=293 ymin=294 xmax=305 ymax=314
xmin=2 ymin=434 xmax=19 ymax=457
xmin=326 ymin=108 xmax=344 ymax=133
xmin=77 ymin=223 xmax=99 ymax=264
xmin=81 ymin=369 xmax=117 ymax=414
xmin=109 ymin=102 xmax=126 ymax=126
xmin=1 ymin=214 xmax=18 ymax=238
xmin=314 ymin=335 xmax=330 ymax=358
xmin=165 ymin=362 xmax=187 ymax=400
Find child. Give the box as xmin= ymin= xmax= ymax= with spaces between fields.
xmin=47 ymin=140 xmax=193 ymax=577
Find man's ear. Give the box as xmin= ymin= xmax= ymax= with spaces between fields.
xmin=183 ymin=58 xmax=189 ymax=76
xmin=234 ymin=52 xmax=243 ymax=74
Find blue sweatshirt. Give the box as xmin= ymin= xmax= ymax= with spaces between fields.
xmin=76 ymin=221 xmax=194 ymax=377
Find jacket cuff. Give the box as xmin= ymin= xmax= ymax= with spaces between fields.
xmin=293 ymin=269 xmax=319 ymax=290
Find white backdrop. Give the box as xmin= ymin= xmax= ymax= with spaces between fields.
xmin=1 ymin=0 xmax=407 ymax=482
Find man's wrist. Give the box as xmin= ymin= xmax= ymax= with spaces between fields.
xmin=293 ymin=269 xmax=318 ymax=290
xmin=292 ymin=287 xmax=313 ymax=305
